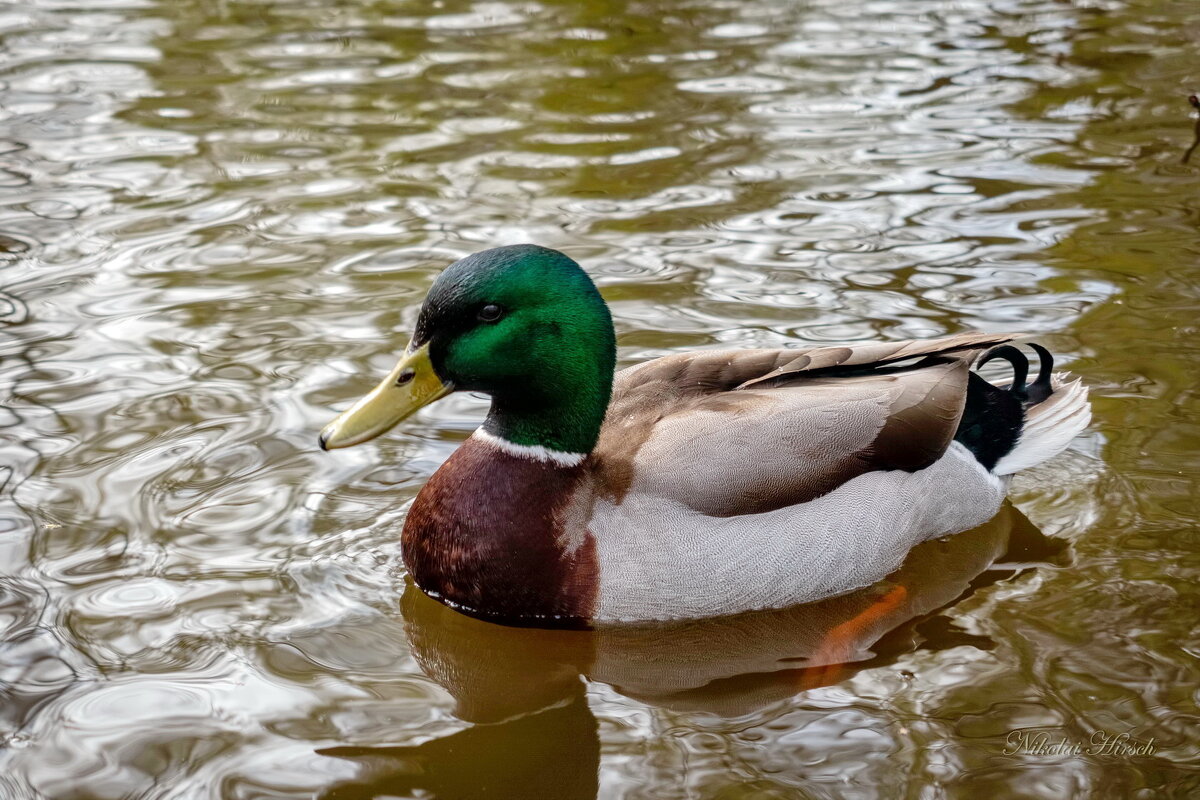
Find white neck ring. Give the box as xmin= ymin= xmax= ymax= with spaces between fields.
xmin=472 ymin=428 xmax=588 ymax=468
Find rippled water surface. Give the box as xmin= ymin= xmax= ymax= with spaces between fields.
xmin=1 ymin=0 xmax=1197 ymax=797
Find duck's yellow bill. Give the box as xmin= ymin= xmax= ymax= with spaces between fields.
xmin=318 ymin=343 xmax=452 ymax=450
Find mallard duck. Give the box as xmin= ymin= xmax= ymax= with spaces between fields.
xmin=319 ymin=244 xmax=1090 ymax=627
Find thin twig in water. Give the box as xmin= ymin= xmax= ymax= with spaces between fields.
xmin=1183 ymin=94 xmax=1200 ymax=164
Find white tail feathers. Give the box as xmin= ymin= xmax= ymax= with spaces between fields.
xmin=993 ymin=374 xmax=1091 ymax=476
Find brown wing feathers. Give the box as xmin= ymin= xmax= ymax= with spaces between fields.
xmin=593 ymin=333 xmax=1020 ymax=515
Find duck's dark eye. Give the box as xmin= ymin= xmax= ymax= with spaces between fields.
xmin=477 ymin=303 xmax=504 ymax=323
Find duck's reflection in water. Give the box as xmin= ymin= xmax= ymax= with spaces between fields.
xmin=316 ymin=503 xmax=1064 ymax=799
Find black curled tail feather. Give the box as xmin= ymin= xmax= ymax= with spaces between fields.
xmin=954 ymin=343 xmax=1057 ymax=470
xmin=1024 ymin=343 xmax=1054 ymax=404
xmin=974 ymin=343 xmax=1054 ymax=406
xmin=977 ymin=345 xmax=1029 ymax=399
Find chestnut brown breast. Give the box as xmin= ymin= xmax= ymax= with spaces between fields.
xmin=401 ymin=438 xmax=598 ymax=627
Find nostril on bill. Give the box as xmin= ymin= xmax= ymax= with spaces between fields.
xmin=396 ymin=367 xmax=416 ymax=386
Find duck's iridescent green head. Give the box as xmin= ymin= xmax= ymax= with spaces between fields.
xmin=319 ymin=244 xmax=616 ymax=455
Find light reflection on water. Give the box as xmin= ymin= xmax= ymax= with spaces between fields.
xmin=0 ymin=0 xmax=1197 ymax=797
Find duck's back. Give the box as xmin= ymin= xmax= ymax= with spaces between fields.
xmin=584 ymin=333 xmax=1086 ymax=623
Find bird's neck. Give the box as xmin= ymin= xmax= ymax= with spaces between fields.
xmin=481 ymin=369 xmax=612 ymax=456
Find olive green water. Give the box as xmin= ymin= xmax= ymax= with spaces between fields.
xmin=1 ymin=0 xmax=1197 ymax=797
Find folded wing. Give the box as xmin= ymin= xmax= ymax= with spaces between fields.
xmin=594 ymin=332 xmax=1018 ymax=515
